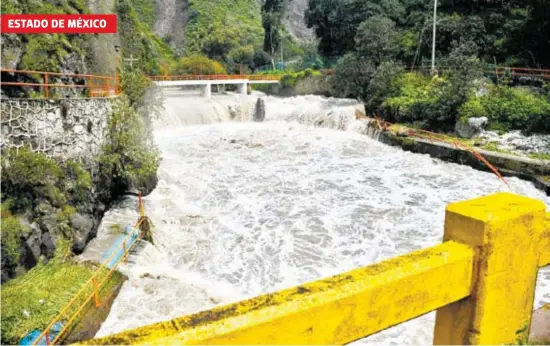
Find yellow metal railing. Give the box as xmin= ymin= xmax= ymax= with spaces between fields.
xmin=78 ymin=192 xmax=548 ymax=345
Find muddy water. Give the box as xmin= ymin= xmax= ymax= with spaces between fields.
xmin=86 ymin=90 xmax=550 ymax=344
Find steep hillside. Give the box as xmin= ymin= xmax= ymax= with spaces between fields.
xmin=283 ymin=0 xmax=314 ymax=40
xmin=152 ymin=0 xmax=188 ymax=56
xmin=184 ymin=0 xmax=263 ymax=59
xmin=149 ymin=0 xmax=313 ymax=62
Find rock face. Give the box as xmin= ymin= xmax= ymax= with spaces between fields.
xmin=0 ymin=99 xmax=111 ymax=283
xmin=455 ymin=116 xmax=488 ymax=138
xmin=283 ymin=0 xmax=315 ymax=40
xmin=0 ymin=34 xmax=23 ymax=70
xmin=153 ymin=0 xmax=188 ymax=55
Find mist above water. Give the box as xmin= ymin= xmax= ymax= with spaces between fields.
xmin=91 ymin=89 xmax=550 ymax=344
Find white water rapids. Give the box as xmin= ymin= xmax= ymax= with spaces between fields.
xmin=85 ymin=90 xmax=550 ymax=344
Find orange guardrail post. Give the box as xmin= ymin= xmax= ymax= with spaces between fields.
xmin=92 ymin=277 xmax=101 ymax=308
xmin=433 ymin=193 xmax=546 ymax=345
xmin=43 ymin=73 xmax=49 ymax=98
xmin=138 ymin=191 xmax=145 ymax=217
xmin=88 ymin=77 xmax=93 ymax=97
xmin=45 ymin=331 xmax=50 ymax=346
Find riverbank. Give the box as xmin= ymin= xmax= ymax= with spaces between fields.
xmin=354 ymin=118 xmax=550 ymax=195
xmin=0 ymin=240 xmax=126 ymax=345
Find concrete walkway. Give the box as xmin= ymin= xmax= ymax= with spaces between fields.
xmin=530 ymin=303 xmax=550 ymax=344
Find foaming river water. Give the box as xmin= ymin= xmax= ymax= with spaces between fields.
xmin=90 ymin=91 xmax=550 ymax=344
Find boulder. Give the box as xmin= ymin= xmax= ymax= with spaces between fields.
xmin=253 ymin=98 xmax=266 ymax=122
xmin=70 ymin=213 xmax=94 ymax=253
xmin=22 ymin=222 xmax=42 ymax=268
xmin=41 ymin=232 xmax=56 ymax=259
xmin=455 ymin=117 xmax=488 ymax=138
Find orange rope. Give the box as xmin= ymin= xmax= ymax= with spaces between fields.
xmin=380 ymin=120 xmax=509 ymax=187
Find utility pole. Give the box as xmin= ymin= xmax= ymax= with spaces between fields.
xmin=280 ymin=29 xmax=284 ymax=70
xmin=431 ymin=0 xmax=437 ymax=74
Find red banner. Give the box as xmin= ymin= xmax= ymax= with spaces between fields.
xmin=0 ymin=14 xmax=117 ymax=34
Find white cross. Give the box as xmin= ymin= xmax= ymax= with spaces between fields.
xmin=124 ymin=54 xmax=139 ymax=68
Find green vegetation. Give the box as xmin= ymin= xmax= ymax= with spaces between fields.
xmin=0 ymin=0 xmax=90 ymax=73
xmin=116 ymin=0 xmax=175 ymax=75
xmin=305 ymin=0 xmax=550 ymax=67
xmin=279 ymin=69 xmax=323 ymax=88
xmin=1 ymin=148 xmax=92 ymax=213
xmin=169 ymin=56 xmax=227 ymax=75
xmin=130 ymin=0 xmax=156 ymax=30
xmin=0 ymin=238 xmax=125 ymax=345
xmin=303 ymin=0 xmax=550 ymax=134
xmin=99 ymin=94 xmax=160 ymax=197
xmin=459 ymin=86 xmax=550 ymax=134
xmin=0 ymin=203 xmax=28 ymax=266
xmin=185 ymin=0 xmax=263 ymax=66
xmin=0 ymin=148 xmax=93 ymax=270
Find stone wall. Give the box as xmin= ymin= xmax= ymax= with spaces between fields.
xmin=1 ymin=98 xmax=112 ymax=170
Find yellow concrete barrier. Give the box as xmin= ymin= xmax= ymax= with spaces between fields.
xmin=434 ymin=193 xmax=546 ymax=345
xmin=80 ymin=193 xmax=547 ymax=345
xmin=80 ymin=241 xmax=474 ymax=345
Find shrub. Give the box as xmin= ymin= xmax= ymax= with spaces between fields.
xmin=332 ymin=53 xmax=376 ymax=100
xmin=0 ymin=203 xmax=27 ymax=266
xmin=99 ymin=96 xmax=160 ymax=196
xmin=382 ymin=72 xmax=444 ymax=123
xmin=279 ymin=69 xmax=322 ymax=89
xmin=459 ymin=85 xmax=550 ymax=134
xmin=365 ymin=62 xmax=404 ymax=114
xmin=120 ymin=69 xmax=153 ymax=108
xmin=1 ymin=148 xmax=93 ymax=212
xmin=170 ymin=56 xmax=227 ymax=75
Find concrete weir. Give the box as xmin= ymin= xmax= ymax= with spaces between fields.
xmin=153 ymin=78 xmax=278 ymax=98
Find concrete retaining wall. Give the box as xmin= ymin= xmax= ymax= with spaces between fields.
xmin=358 ymin=119 xmax=550 ymax=195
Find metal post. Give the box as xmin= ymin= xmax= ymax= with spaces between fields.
xmin=44 ymin=73 xmax=49 ymax=98
xmin=123 ymin=242 xmax=128 ymax=264
xmin=45 ymin=331 xmax=50 ymax=346
xmin=431 ymin=0 xmax=438 ymax=74
xmin=92 ymin=277 xmax=101 ymax=308
xmin=88 ymin=77 xmax=93 ymax=97
xmin=280 ymin=29 xmax=284 ymax=70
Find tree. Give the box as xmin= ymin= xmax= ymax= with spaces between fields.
xmin=331 ymin=53 xmax=376 ymax=100
xmin=262 ymin=0 xmax=289 ymax=67
xmin=355 ymin=16 xmax=400 ymax=65
xmin=306 ymin=0 xmax=405 ymax=57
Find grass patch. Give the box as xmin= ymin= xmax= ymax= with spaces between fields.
xmin=529 ymin=152 xmax=550 ymax=161
xmin=0 ymin=239 xmax=125 ymax=344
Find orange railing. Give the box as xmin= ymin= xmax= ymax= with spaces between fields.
xmin=149 ymin=74 xmax=281 ymax=81
xmin=1 ymin=69 xmax=120 ymax=98
xmin=412 ymin=65 xmax=550 ymax=80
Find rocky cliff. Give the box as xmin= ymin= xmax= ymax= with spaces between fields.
xmin=150 ymin=0 xmax=313 ymax=54
xmin=283 ymin=0 xmax=314 ymax=40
